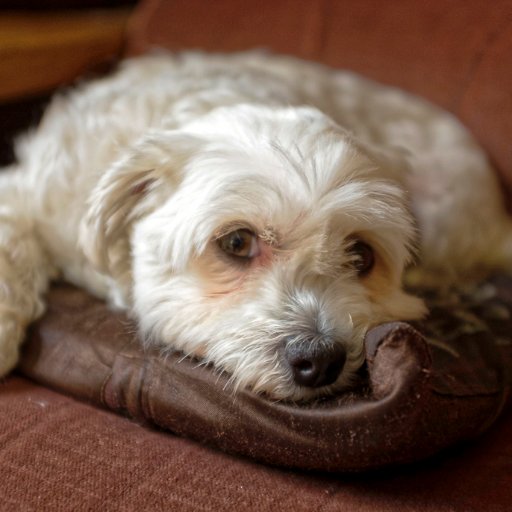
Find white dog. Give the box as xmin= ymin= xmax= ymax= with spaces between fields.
xmin=1 ymin=52 xmax=511 ymax=401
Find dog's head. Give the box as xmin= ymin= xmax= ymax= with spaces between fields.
xmin=81 ymin=105 xmax=426 ymax=401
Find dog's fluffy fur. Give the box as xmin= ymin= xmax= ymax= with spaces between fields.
xmin=1 ymin=52 xmax=511 ymax=400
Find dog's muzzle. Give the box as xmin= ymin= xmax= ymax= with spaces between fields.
xmin=283 ymin=336 xmax=346 ymax=388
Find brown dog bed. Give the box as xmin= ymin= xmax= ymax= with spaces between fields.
xmin=19 ymin=276 xmax=512 ymax=472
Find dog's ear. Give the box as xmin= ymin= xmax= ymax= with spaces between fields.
xmin=79 ymin=131 xmax=202 ymax=286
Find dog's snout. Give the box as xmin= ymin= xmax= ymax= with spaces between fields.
xmin=284 ymin=337 xmax=346 ymax=388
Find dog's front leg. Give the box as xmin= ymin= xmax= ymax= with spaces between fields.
xmin=0 ymin=174 xmax=56 ymax=377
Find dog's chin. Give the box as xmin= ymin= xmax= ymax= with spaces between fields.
xmin=256 ymin=371 xmax=366 ymax=404
xmin=231 ymin=364 xmax=366 ymax=403
xmin=199 ymin=332 xmax=367 ymax=403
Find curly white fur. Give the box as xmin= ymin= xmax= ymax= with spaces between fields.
xmin=1 ymin=51 xmax=511 ymax=400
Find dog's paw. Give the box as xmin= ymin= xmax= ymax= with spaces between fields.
xmin=0 ymin=312 xmax=24 ymax=377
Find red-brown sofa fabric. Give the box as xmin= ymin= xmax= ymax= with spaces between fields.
xmin=1 ymin=375 xmax=510 ymax=511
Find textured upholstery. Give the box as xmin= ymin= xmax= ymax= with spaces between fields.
xmin=2 ymin=375 xmax=512 ymax=511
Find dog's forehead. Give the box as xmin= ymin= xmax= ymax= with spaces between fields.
xmin=184 ymin=139 xmax=353 ymax=207
xmin=175 ymin=143 xmax=401 ymax=246
xmin=179 ymin=103 xmax=380 ymax=202
xmin=152 ymin=118 xmax=413 ymax=273
xmin=159 ymin=105 xmax=412 ymax=259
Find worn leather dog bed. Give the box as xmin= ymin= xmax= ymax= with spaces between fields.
xmin=19 ymin=277 xmax=512 ymax=472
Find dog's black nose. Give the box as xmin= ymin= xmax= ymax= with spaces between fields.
xmin=284 ymin=338 xmax=346 ymax=388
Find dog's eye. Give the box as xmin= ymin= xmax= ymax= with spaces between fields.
xmin=349 ymin=240 xmax=375 ymax=276
xmin=217 ymin=229 xmax=260 ymax=259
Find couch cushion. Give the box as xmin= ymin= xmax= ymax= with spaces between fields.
xmin=1 ymin=375 xmax=512 ymax=511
